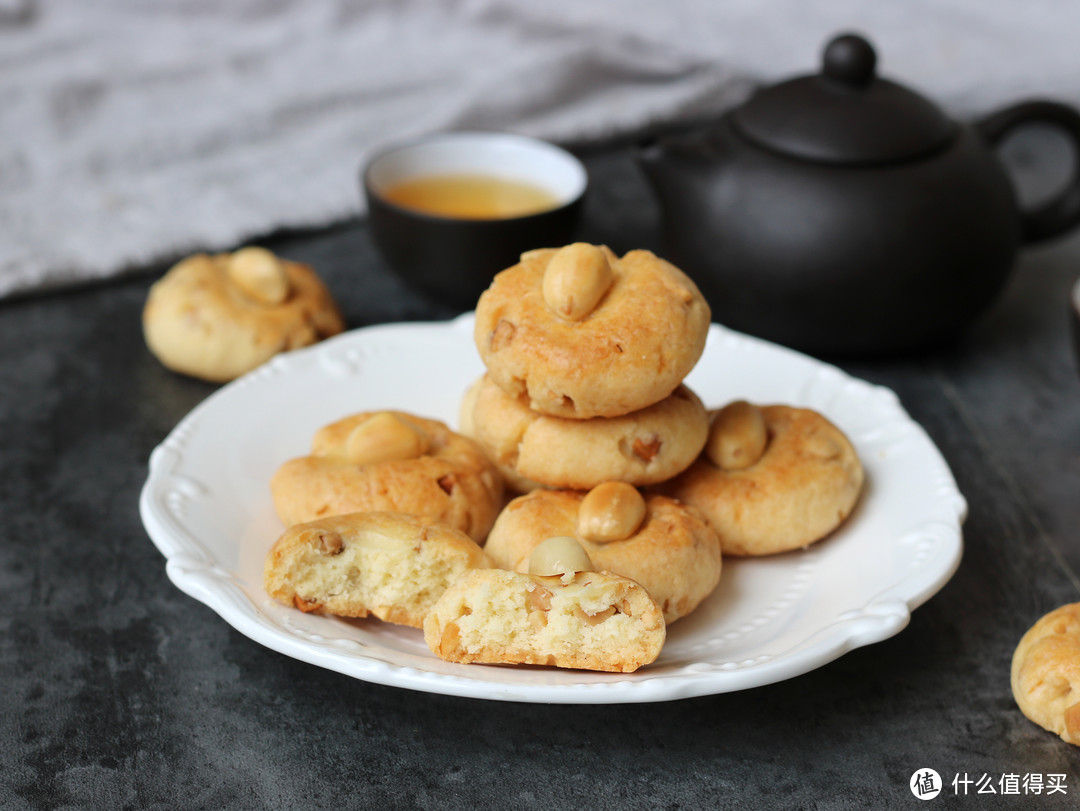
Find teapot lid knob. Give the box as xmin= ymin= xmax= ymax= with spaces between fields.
xmin=822 ymin=33 xmax=876 ymax=87
xmin=731 ymin=31 xmax=954 ymax=165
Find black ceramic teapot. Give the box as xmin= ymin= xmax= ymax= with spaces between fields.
xmin=638 ymin=33 xmax=1080 ymax=356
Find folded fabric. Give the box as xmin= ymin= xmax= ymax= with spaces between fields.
xmin=2 ymin=0 xmax=1078 ymax=298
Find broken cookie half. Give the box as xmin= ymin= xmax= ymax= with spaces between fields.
xmin=264 ymin=511 xmax=490 ymax=628
xmin=424 ymin=536 xmax=665 ymax=673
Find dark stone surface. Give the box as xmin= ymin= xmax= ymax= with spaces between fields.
xmin=3 ymin=146 xmax=1080 ymax=810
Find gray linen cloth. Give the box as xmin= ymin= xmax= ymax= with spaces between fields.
xmin=2 ymin=0 xmax=1079 ymax=298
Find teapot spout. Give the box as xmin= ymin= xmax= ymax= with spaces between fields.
xmin=635 ymin=131 xmax=726 ymax=204
xmin=635 ymin=135 xmax=666 ymax=174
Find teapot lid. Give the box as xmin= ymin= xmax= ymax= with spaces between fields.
xmin=732 ymin=33 xmax=955 ymax=165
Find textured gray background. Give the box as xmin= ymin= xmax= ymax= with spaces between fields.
xmin=3 ymin=144 xmax=1080 ymax=809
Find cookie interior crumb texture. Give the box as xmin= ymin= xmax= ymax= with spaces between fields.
xmin=424 ymin=568 xmax=665 ymax=672
xmin=264 ymin=512 xmax=490 ymax=629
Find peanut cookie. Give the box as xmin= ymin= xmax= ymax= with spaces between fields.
xmin=143 ymin=248 xmax=344 ymax=382
xmin=483 ymin=485 xmax=722 ymax=623
xmin=271 ymin=411 xmax=504 ymax=542
xmin=1012 ymin=602 xmax=1080 ymax=745
xmin=658 ymin=402 xmax=864 ymax=556
xmin=459 ymin=374 xmax=708 ymax=491
xmin=474 ymin=244 xmax=710 ymax=419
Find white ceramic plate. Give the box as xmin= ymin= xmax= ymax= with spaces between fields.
xmin=140 ymin=314 xmax=966 ymax=704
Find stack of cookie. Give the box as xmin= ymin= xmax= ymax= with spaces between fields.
xmin=463 ymin=243 xmax=713 ymax=492
xmin=461 ymin=243 xmax=725 ymax=624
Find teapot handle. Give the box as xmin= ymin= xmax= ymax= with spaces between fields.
xmin=977 ymin=100 xmax=1080 ymax=244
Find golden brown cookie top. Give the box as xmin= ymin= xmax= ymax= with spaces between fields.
xmin=461 ymin=373 xmax=709 ymax=491
xmin=659 ymin=403 xmax=864 ymax=556
xmin=270 ymin=411 xmax=504 ymax=542
xmin=1012 ymin=602 xmax=1080 ymax=746
xmin=474 ymin=244 xmax=711 ymax=419
xmin=311 ymin=411 xmax=486 ymax=474
xmin=142 ymin=249 xmax=344 ymax=382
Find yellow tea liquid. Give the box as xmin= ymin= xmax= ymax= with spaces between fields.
xmin=381 ymin=174 xmax=559 ymax=219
